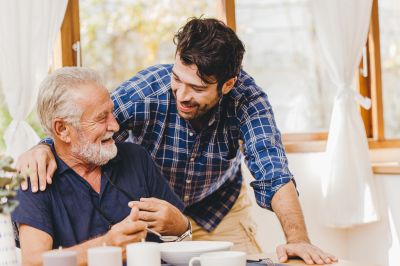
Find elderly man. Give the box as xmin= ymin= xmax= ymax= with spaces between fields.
xmin=12 ymin=67 xmax=190 ymax=266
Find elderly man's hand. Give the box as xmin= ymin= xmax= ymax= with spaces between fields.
xmin=276 ymin=242 xmax=338 ymax=265
xmin=16 ymin=144 xmax=57 ymax=192
xmin=103 ymin=206 xmax=147 ymax=247
xmin=129 ymin=198 xmax=188 ymax=236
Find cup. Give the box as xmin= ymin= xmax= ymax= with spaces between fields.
xmin=126 ymin=242 xmax=160 ymax=266
xmin=42 ymin=249 xmax=77 ymax=266
xmin=189 ymin=251 xmax=246 ymax=266
xmin=87 ymin=246 xmax=122 ymax=266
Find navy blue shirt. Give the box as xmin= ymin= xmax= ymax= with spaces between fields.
xmin=12 ymin=143 xmax=184 ymax=248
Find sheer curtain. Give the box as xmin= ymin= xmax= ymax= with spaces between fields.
xmin=311 ymin=0 xmax=379 ymax=227
xmin=0 ymin=0 xmax=68 ymax=159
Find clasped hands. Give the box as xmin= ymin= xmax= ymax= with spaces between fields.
xmin=104 ymin=198 xmax=188 ymax=248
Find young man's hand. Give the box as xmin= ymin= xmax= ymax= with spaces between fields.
xmin=129 ymin=198 xmax=188 ymax=236
xmin=277 ymin=242 xmax=338 ymax=265
xmin=16 ymin=144 xmax=57 ymax=192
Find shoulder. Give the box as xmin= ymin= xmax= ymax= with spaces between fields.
xmin=115 ymin=143 xmax=152 ymax=164
xmin=225 ymin=69 xmax=273 ymax=119
xmin=12 ymin=181 xmax=54 ymax=222
xmin=111 ymin=64 xmax=172 ymax=101
xmin=16 ymin=181 xmax=54 ymax=202
xmin=12 ymin=182 xmax=55 ymax=242
xmin=116 ymin=142 xmax=148 ymax=155
xmin=228 ymin=69 xmax=267 ymax=103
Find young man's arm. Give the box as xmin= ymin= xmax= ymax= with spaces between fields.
xmin=19 ymin=207 xmax=147 ymax=266
xmin=239 ymin=87 xmax=337 ymax=264
xmin=271 ymin=181 xmax=336 ymax=264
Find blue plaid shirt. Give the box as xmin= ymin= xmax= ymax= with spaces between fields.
xmin=112 ymin=64 xmax=294 ymax=231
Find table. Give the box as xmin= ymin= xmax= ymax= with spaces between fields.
xmin=248 ymin=253 xmax=379 ymax=266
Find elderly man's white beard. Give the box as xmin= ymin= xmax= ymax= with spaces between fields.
xmin=71 ymin=131 xmax=117 ymax=166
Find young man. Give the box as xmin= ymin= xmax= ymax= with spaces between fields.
xmin=13 ymin=67 xmax=189 ymax=266
xmin=17 ymin=18 xmax=336 ymax=264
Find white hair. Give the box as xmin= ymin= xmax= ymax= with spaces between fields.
xmin=37 ymin=67 xmax=104 ymax=137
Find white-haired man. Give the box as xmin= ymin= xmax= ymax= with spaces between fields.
xmin=12 ymin=67 xmax=190 ymax=266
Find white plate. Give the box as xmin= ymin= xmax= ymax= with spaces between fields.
xmin=160 ymin=241 xmax=233 ymax=266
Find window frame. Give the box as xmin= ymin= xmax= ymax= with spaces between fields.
xmin=59 ymin=0 xmax=400 ymax=153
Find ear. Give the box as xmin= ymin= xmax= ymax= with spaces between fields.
xmin=221 ymin=77 xmax=237 ymax=95
xmin=53 ymin=118 xmax=72 ymax=143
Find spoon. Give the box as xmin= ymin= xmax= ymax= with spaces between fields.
xmin=146 ymin=228 xmax=179 ymax=242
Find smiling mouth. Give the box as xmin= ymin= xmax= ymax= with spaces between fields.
xmin=101 ymin=137 xmax=114 ymax=144
xmin=178 ymin=102 xmax=196 ymax=113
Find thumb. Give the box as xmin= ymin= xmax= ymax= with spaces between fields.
xmin=276 ymin=245 xmax=288 ymax=263
xmin=128 ymin=205 xmax=139 ymax=222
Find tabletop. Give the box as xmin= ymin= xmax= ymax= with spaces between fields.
xmin=248 ymin=253 xmax=379 ymax=266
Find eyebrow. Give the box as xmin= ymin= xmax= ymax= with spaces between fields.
xmin=96 ymin=106 xmax=113 ymax=119
xmin=172 ymin=70 xmax=208 ymax=89
xmin=95 ymin=111 xmax=108 ymax=119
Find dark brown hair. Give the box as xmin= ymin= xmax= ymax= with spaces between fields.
xmin=174 ymin=17 xmax=245 ymax=90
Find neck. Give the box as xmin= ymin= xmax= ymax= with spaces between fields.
xmin=54 ymin=143 xmax=102 ymax=192
xmin=189 ymin=104 xmax=219 ymax=132
xmin=190 ymin=113 xmax=211 ymax=132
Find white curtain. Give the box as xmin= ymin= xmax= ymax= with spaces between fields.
xmin=311 ymin=0 xmax=379 ymax=227
xmin=0 ymin=0 xmax=68 ymax=159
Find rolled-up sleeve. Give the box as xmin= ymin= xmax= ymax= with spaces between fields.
xmin=239 ymin=91 xmax=295 ymax=211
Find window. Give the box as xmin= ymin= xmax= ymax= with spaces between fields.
xmin=79 ymin=0 xmax=217 ymax=90
xmin=58 ymin=0 xmax=400 ymax=152
xmin=357 ymin=0 xmax=400 ymax=149
xmin=236 ymin=0 xmax=335 ymax=134
xmin=378 ymin=0 xmax=400 ymax=139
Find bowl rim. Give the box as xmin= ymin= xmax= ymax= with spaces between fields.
xmin=160 ymin=240 xmax=233 ymax=254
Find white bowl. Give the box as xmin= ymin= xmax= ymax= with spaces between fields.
xmin=160 ymin=241 xmax=233 ymax=266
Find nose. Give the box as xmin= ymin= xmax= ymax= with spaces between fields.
xmin=175 ymin=84 xmax=192 ymax=102
xmin=107 ymin=113 xmax=120 ymax=133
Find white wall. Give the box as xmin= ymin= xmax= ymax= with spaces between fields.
xmin=244 ymin=148 xmax=400 ymax=266
xmin=346 ymin=173 xmax=400 ymax=266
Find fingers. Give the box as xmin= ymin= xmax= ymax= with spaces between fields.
xmin=128 ymin=201 xmax=138 ymax=208
xmin=28 ymin=161 xmax=39 ymax=193
xmin=107 ymin=223 xmax=147 ymax=247
xmin=15 ymin=144 xmax=56 ymax=192
xmin=46 ymin=159 xmax=57 ymax=185
xmin=129 ymin=200 xmax=160 ymax=212
xmin=306 ymin=247 xmax=337 ymax=264
xmin=17 ymin=161 xmax=29 ymax=191
xmin=139 ymin=197 xmax=165 ymax=204
xmin=120 ymin=220 xmax=147 ymax=235
xmin=315 ymin=251 xmax=337 ymax=264
xmin=326 ymin=253 xmax=338 ymax=262
xmin=138 ymin=210 xmax=158 ymax=222
xmin=277 ymin=243 xmax=337 ymax=265
xmin=37 ymin=156 xmax=47 ymax=191
xmin=127 ymin=205 xmax=139 ymax=222
xmin=20 ymin=178 xmax=28 ymax=191
xmin=122 ymin=229 xmax=147 ymax=243
xmin=128 ymin=201 xmax=160 ymax=222
xmin=276 ymin=245 xmax=288 ymax=263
